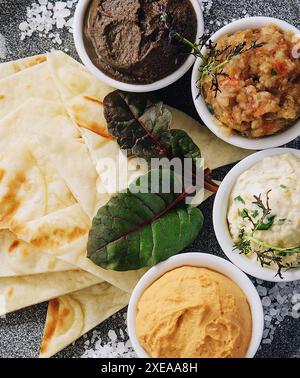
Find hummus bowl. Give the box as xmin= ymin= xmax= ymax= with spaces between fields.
xmin=213 ymin=148 xmax=300 ymax=282
xmin=127 ymin=253 xmax=264 ymax=358
xmin=192 ymin=17 xmax=300 ymax=150
xmin=74 ymin=0 xmax=204 ymax=92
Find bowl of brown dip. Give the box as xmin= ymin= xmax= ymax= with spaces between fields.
xmin=74 ymin=0 xmax=204 ymax=92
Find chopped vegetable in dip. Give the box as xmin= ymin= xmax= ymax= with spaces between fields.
xmin=202 ymin=24 xmax=300 ymax=138
xmin=228 ymin=153 xmax=300 ymax=277
xmin=136 ymin=266 xmax=252 ymax=358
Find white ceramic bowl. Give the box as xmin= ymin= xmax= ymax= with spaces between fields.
xmin=192 ymin=17 xmax=300 ymax=150
xmin=213 ymin=148 xmax=300 ymax=282
xmin=127 ymin=253 xmax=264 ymax=358
xmin=74 ymin=0 xmax=204 ymax=92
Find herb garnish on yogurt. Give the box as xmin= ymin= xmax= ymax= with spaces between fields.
xmin=228 ymin=153 xmax=300 ymax=279
xmin=234 ymin=191 xmax=300 ymax=278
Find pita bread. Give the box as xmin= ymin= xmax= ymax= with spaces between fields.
xmin=0 ymin=54 xmax=46 ymax=79
xmin=40 ymin=282 xmax=129 ymax=358
xmin=0 ymin=62 xmax=60 ymax=120
xmin=81 ymin=128 xmax=149 ymax=195
xmin=0 ymin=270 xmax=102 ymax=316
xmin=0 ymin=100 xmax=103 ymax=219
xmin=13 ymin=204 xmax=146 ymax=293
xmin=0 ymin=230 xmax=73 ymax=277
xmin=0 ymin=141 xmax=76 ymax=229
xmin=47 ymin=51 xmax=113 ymax=137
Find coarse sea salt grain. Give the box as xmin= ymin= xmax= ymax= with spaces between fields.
xmin=257 ymin=279 xmax=300 ymax=346
xmin=19 ymin=0 xmax=78 ymax=44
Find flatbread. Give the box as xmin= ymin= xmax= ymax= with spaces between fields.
xmin=0 ymin=100 xmax=103 ymax=219
xmin=13 ymin=204 xmax=146 ymax=293
xmin=0 ymin=141 xmax=76 ymax=229
xmin=47 ymin=51 xmax=113 ymax=137
xmin=81 ymin=128 xmax=149 ymax=195
xmin=0 ymin=54 xmax=46 ymax=79
xmin=40 ymin=282 xmax=129 ymax=358
xmin=0 ymin=141 xmax=76 ymax=276
xmin=0 ymin=270 xmax=102 ymax=316
xmin=0 ymin=230 xmax=73 ymax=277
xmin=0 ymin=62 xmax=60 ymax=120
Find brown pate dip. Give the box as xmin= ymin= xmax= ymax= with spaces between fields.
xmin=83 ymin=0 xmax=198 ymax=84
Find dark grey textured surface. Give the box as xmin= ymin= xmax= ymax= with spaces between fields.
xmin=0 ymin=0 xmax=299 ymax=358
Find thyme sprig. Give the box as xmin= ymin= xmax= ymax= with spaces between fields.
xmin=234 ymin=191 xmax=300 ymax=279
xmin=174 ymin=33 xmax=264 ymax=97
xmin=160 ymin=9 xmax=264 ymax=96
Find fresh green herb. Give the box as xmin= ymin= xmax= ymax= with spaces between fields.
xmin=87 ymin=169 xmax=204 ymax=271
xmin=271 ymin=68 xmax=278 ymax=76
xmin=234 ymin=190 xmax=300 ymax=278
xmin=234 ymin=195 xmax=245 ymax=204
xmin=280 ymin=184 xmax=287 ymax=189
xmin=279 ymin=217 xmax=287 ymax=222
xmin=207 ymin=104 xmax=214 ymax=114
xmin=240 ymin=209 xmax=249 ymax=218
xmin=256 ymin=215 xmax=276 ymax=230
xmin=252 ymin=190 xmax=273 ymax=230
xmin=173 ymin=33 xmax=263 ymax=97
xmin=159 ymin=10 xmax=264 ymax=97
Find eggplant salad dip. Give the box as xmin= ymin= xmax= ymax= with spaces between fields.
xmin=136 ymin=266 xmax=252 ymax=358
xmin=202 ymin=24 xmax=300 ymax=138
xmin=83 ymin=0 xmax=197 ymax=84
xmin=228 ymin=153 xmax=300 ymax=277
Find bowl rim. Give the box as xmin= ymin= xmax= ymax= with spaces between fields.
xmin=213 ymin=147 xmax=300 ymax=282
xmin=191 ymin=16 xmax=300 ymax=150
xmin=127 ymin=252 xmax=264 ymax=358
xmin=73 ymin=0 xmax=204 ymax=93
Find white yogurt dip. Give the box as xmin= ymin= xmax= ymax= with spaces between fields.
xmin=227 ymin=153 xmax=300 ymax=270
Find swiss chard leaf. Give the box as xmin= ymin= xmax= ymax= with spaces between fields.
xmin=103 ymin=90 xmax=202 ymax=165
xmin=87 ymin=170 xmax=204 ymax=271
xmin=170 ymin=129 xmax=201 ymax=167
xmin=103 ymin=91 xmax=171 ymax=159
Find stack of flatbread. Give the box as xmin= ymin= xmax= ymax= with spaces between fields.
xmin=0 ymin=51 xmax=252 ymax=357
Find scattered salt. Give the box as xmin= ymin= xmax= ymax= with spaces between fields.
xmin=257 ymin=285 xmax=267 ymax=297
xmin=262 ymin=296 xmax=271 ymax=307
xmin=108 ymin=330 xmax=117 ymax=342
xmin=292 ymin=303 xmax=300 ymax=319
xmin=18 ymin=0 xmax=78 ymax=44
xmin=256 ymin=279 xmax=300 ymax=345
xmin=81 ymin=327 xmax=137 ymax=358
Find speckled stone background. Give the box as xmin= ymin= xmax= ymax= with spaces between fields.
xmin=0 ymin=0 xmax=299 ymax=358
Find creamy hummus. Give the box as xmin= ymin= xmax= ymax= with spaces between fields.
xmin=136 ymin=266 xmax=252 ymax=358
xmin=228 ymin=153 xmax=300 ymax=268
